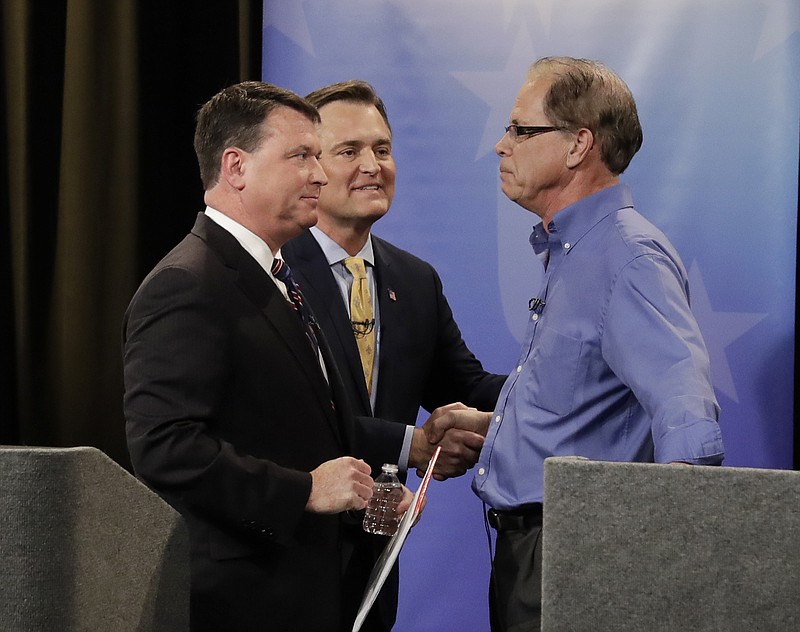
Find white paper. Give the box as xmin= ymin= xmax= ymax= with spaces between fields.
xmin=351 ymin=446 xmax=441 ymax=632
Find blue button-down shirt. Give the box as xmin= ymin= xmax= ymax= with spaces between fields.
xmin=473 ymin=184 xmax=724 ymax=509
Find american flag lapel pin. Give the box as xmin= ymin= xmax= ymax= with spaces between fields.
xmin=388 ymin=289 xmax=397 ymax=302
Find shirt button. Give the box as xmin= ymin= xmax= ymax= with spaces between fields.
xmin=564 ymin=242 xmax=571 ymax=249
xmin=478 ymin=467 xmax=486 ymax=476
xmin=532 ymin=313 xmax=539 ymax=321
xmin=516 ymin=365 xmax=523 ymax=373
xmin=495 ymin=415 xmax=501 ymax=423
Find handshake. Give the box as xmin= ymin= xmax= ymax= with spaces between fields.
xmin=409 ymin=403 xmax=492 ymax=481
xmin=305 ymin=402 xmax=492 ymax=515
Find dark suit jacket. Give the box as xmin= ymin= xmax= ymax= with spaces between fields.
xmin=123 ymin=213 xmax=395 ymax=632
xmin=283 ymin=229 xmax=505 ymax=424
xmin=283 ymin=229 xmax=506 ymax=629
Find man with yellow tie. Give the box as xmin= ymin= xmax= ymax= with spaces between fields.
xmin=282 ymin=80 xmax=505 ymax=631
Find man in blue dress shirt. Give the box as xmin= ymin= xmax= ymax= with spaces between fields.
xmin=464 ymin=57 xmax=725 ymax=631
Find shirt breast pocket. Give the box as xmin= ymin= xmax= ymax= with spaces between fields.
xmin=524 ymin=325 xmax=582 ymax=416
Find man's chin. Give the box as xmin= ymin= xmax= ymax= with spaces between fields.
xmin=297 ymin=210 xmax=319 ymax=232
xmin=361 ymin=205 xmax=390 ymax=223
xmin=314 ymin=205 xmax=389 ymax=229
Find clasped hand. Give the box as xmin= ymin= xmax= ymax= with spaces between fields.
xmin=410 ymin=403 xmax=491 ymax=481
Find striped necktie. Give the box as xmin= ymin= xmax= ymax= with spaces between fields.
xmin=271 ymin=258 xmax=320 ymax=355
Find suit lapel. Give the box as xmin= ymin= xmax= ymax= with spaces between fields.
xmin=284 ymin=230 xmax=373 ymax=415
xmin=192 ymin=214 xmax=344 ymax=444
xmin=372 ymin=237 xmax=403 ymax=419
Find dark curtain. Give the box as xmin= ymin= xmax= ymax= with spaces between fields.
xmin=1 ymin=0 xmax=263 ymax=469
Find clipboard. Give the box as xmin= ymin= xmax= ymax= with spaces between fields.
xmin=351 ymin=446 xmax=442 ymax=632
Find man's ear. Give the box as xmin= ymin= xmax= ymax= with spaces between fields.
xmin=220 ymin=147 xmax=246 ymax=190
xmin=565 ymin=128 xmax=594 ymax=169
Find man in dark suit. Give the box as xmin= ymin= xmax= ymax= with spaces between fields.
xmin=282 ymin=80 xmax=506 ymax=630
xmin=123 ymin=81 xmax=414 ymax=632
xmin=284 ymin=81 xmax=505 ymax=472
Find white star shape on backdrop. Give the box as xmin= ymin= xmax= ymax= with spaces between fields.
xmin=501 ymin=0 xmax=519 ymax=28
xmin=754 ymin=0 xmax=800 ymax=59
xmin=501 ymin=0 xmax=554 ymax=31
xmin=263 ymin=2 xmax=314 ymax=55
xmin=452 ymin=23 xmax=540 ymax=159
xmin=502 ymin=0 xmax=555 ymax=34
xmin=452 ymin=0 xmax=558 ymax=159
xmin=688 ymin=261 xmax=768 ymax=403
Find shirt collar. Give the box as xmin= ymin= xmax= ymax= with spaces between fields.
xmin=204 ymin=206 xmax=277 ymax=274
xmin=529 ymin=183 xmax=634 ymax=254
xmin=310 ymin=225 xmax=375 ymax=267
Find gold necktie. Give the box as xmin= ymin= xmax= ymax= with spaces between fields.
xmin=343 ymin=257 xmax=375 ymax=394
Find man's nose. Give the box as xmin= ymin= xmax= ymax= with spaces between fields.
xmin=496 ymin=131 xmax=512 ymax=157
xmin=359 ymin=150 xmax=379 ymax=174
xmin=311 ymin=157 xmax=328 ymax=185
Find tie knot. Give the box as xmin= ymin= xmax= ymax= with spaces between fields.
xmin=271 ymin=258 xmax=292 ymax=283
xmin=343 ymin=257 xmax=367 ymax=279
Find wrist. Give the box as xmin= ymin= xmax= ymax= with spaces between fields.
xmin=409 ymin=427 xmax=433 ymax=470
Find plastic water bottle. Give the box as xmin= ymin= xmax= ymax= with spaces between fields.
xmin=362 ymin=463 xmax=403 ymax=536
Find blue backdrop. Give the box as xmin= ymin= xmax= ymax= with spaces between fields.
xmin=263 ymin=2 xmax=799 ymax=629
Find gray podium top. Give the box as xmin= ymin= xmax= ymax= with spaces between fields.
xmin=542 ymin=457 xmax=800 ymax=632
xmin=0 ymin=446 xmax=189 ymax=632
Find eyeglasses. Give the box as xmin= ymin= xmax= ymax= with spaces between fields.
xmin=504 ymin=124 xmax=562 ymax=143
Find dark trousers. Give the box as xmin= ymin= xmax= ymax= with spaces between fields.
xmin=488 ymin=506 xmax=543 ymax=632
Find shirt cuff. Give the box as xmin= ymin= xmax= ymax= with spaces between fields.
xmin=655 ymin=419 xmax=725 ymax=465
xmin=397 ymin=425 xmax=415 ymax=471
